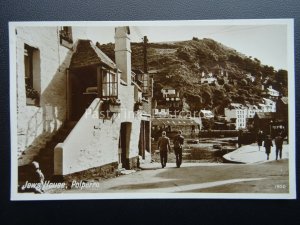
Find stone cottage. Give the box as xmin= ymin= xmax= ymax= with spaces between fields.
xmin=15 ymin=25 xmax=152 ymax=181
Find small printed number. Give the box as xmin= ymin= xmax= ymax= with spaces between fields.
xmin=275 ymin=184 xmax=286 ymax=189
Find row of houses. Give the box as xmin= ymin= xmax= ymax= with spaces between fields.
xmin=224 ymin=96 xmax=286 ymax=130
xmin=152 ymin=84 xmax=287 ymax=133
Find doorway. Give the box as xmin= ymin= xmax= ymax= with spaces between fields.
xmin=139 ymin=120 xmax=150 ymax=159
xmin=119 ymin=122 xmax=132 ymax=169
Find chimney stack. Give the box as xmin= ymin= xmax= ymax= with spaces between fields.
xmin=114 ymin=26 xmax=132 ymax=84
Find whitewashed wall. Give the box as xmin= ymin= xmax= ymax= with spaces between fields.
xmin=16 ymin=26 xmax=87 ymax=155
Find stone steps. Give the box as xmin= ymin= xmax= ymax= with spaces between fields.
xmin=18 ymin=122 xmax=76 ymax=184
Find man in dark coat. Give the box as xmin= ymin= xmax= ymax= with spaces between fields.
xmin=275 ymin=132 xmax=284 ymax=160
xmin=238 ymin=129 xmax=243 ymax=148
xmin=264 ymin=135 xmax=273 ymax=160
xmin=173 ymin=130 xmax=184 ymax=168
xmin=257 ymin=130 xmax=264 ymax=151
xmin=157 ymin=131 xmax=171 ymax=168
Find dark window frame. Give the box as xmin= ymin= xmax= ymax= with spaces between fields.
xmin=59 ymin=26 xmax=73 ymax=49
xmin=24 ymin=44 xmax=40 ymax=106
xmin=24 ymin=44 xmax=34 ymax=89
xmin=100 ymin=68 xmax=118 ymax=98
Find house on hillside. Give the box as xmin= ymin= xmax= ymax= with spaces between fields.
xmin=253 ymin=112 xmax=276 ymax=136
xmin=267 ymin=85 xmax=280 ymax=99
xmin=15 ymin=25 xmax=152 ymax=182
xmin=155 ymin=86 xmax=182 ymax=116
xmin=262 ymin=85 xmax=280 ymax=100
xmin=153 ymin=105 xmax=170 ymax=118
xmin=275 ymin=96 xmax=288 ymax=136
xmin=161 ymin=86 xmax=176 ymax=98
xmin=246 ymin=73 xmax=255 ymax=82
xmin=200 ymin=109 xmax=214 ymax=119
xmin=263 ymin=98 xmax=276 ymax=112
xmin=253 ymin=97 xmax=288 ymax=137
xmin=200 ymin=72 xmax=217 ymax=84
xmin=224 ymin=103 xmax=247 ymax=130
xmin=211 ymin=65 xmax=223 ymax=76
xmin=257 ymin=98 xmax=276 ymax=113
xmin=246 ymin=104 xmax=261 ymax=119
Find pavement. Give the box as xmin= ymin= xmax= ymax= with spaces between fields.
xmin=222 ymin=142 xmax=289 ymax=164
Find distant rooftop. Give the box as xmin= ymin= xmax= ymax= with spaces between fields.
xmin=162 ymin=86 xmax=175 ymax=90
xmin=280 ymin=97 xmax=288 ymax=104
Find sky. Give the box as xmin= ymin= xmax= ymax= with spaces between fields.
xmin=86 ymin=23 xmax=289 ymax=70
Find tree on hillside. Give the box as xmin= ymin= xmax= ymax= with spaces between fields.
xmin=274 ymin=69 xmax=288 ymax=96
xmin=177 ymin=46 xmax=194 ymax=63
xmin=275 ymin=69 xmax=288 ymax=86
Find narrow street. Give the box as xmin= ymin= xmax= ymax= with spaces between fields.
xmin=48 ymin=159 xmax=289 ymax=194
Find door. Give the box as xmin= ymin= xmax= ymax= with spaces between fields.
xmin=119 ymin=122 xmax=132 ymax=169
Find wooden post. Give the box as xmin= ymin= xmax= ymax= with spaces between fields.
xmin=97 ymin=66 xmax=101 ymax=98
xmin=66 ymin=69 xmax=71 ymax=121
xmin=143 ymin=36 xmax=148 ymax=73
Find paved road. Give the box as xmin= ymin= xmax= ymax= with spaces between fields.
xmin=48 ymin=159 xmax=289 ymax=194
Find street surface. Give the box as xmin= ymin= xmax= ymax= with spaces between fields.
xmin=47 ymin=143 xmax=290 ymax=194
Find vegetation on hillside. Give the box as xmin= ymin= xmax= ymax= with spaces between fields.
xmin=98 ymin=38 xmax=288 ymax=115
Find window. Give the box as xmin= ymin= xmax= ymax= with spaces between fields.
xmin=24 ymin=45 xmax=33 ymax=89
xmin=101 ymin=69 xmax=118 ymax=98
xmin=24 ymin=44 xmax=40 ymax=106
xmin=59 ymin=26 xmax=73 ymax=49
xmin=142 ymin=73 xmax=149 ymax=96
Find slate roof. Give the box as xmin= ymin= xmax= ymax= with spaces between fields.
xmin=162 ymin=86 xmax=175 ymax=90
xmin=165 ymin=94 xmax=178 ymax=98
xmin=280 ymin=97 xmax=288 ymax=105
xmin=254 ymin=112 xmax=275 ymax=119
xmin=69 ymin=39 xmax=117 ymax=70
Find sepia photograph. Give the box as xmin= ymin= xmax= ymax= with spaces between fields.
xmin=9 ymin=19 xmax=295 ymax=200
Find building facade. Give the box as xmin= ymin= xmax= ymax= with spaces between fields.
xmin=15 ymin=26 xmax=151 ymax=180
xmin=224 ymin=103 xmax=247 ymax=130
xmin=16 ymin=26 xmax=87 ymax=157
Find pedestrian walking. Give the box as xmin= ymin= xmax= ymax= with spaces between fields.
xmin=238 ymin=129 xmax=243 ymax=148
xmin=173 ymin=130 xmax=184 ymax=168
xmin=157 ymin=131 xmax=171 ymax=168
xmin=257 ymin=129 xmax=264 ymax=151
xmin=275 ymin=132 xmax=284 ymax=160
xmin=264 ymin=135 xmax=273 ymax=160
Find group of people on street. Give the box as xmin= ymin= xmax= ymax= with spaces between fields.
xmin=257 ymin=130 xmax=284 ymax=161
xmin=157 ymin=128 xmax=285 ymax=167
xmin=157 ymin=130 xmax=184 ymax=168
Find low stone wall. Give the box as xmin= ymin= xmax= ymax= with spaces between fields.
xmin=60 ymin=161 xmax=119 ymax=183
xmin=54 ymin=156 xmax=139 ymax=184
xmin=199 ymin=130 xmax=239 ymax=138
xmin=129 ymin=156 xmax=139 ymax=169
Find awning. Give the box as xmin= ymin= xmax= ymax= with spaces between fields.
xmin=152 ymin=118 xmax=200 ymax=126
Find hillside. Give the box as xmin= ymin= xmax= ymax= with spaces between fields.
xmin=98 ymin=38 xmax=288 ymax=115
